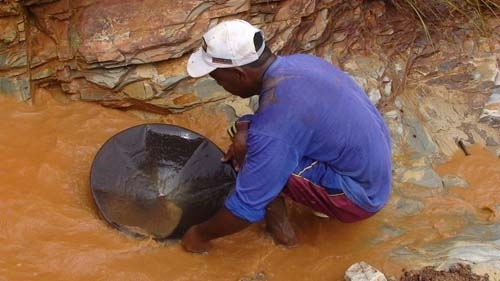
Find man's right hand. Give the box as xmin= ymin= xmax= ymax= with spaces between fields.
xmin=222 ymin=122 xmax=249 ymax=171
xmin=181 ymin=225 xmax=210 ymax=254
xmin=180 ymin=207 xmax=252 ymax=254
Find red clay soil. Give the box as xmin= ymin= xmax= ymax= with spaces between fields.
xmin=400 ymin=263 xmax=489 ymax=281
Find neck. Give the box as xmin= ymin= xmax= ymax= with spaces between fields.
xmin=250 ymin=54 xmax=276 ymax=95
xmin=259 ymin=53 xmax=277 ymax=77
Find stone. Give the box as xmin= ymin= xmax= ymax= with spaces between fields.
xmin=381 ymin=79 xmax=392 ymax=97
xmin=479 ymin=88 xmax=500 ymax=128
xmin=437 ymin=241 xmax=500 ymax=280
xmin=122 ymin=81 xmax=156 ymax=100
xmin=0 ymin=1 xmax=19 ymax=17
xmin=472 ymin=56 xmax=498 ymax=82
xmin=0 ymin=44 xmax=27 ymax=67
xmin=0 ymin=76 xmax=29 ymax=99
xmin=153 ymin=75 xmax=186 ymax=91
xmin=224 ymin=96 xmax=255 ymax=118
xmin=368 ymin=88 xmax=381 ymax=105
xmin=81 ymin=67 xmax=128 ymax=89
xmin=345 ymin=261 xmax=387 ymax=281
xmin=384 ymin=110 xmax=403 ymax=138
xmin=76 ymin=0 xmax=248 ymax=67
xmin=441 ymin=174 xmax=469 ymax=189
xmin=395 ymin=197 xmax=425 ymax=216
xmin=401 ymin=110 xmax=440 ymax=156
xmin=401 ymin=166 xmax=444 ymax=189
xmin=296 ymin=8 xmax=329 ymax=51
xmin=274 ymin=0 xmax=316 ymax=21
xmin=0 ymin=18 xmax=18 ymax=45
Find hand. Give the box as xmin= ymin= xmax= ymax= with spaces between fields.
xmin=222 ymin=128 xmax=248 ymax=171
xmin=181 ymin=225 xmax=209 ymax=254
xmin=181 ymin=207 xmax=252 ymax=253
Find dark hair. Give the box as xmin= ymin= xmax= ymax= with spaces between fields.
xmin=244 ymin=31 xmax=272 ymax=68
xmin=254 ymin=31 xmax=264 ymax=51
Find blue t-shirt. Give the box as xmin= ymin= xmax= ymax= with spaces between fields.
xmin=225 ymin=54 xmax=392 ymax=222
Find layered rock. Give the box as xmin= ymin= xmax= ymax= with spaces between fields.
xmin=0 ymin=1 xmax=418 ymax=111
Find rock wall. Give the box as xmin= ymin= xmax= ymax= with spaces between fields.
xmin=1 ymin=0 xmax=499 ymax=166
xmin=2 ymin=0 xmax=397 ymax=106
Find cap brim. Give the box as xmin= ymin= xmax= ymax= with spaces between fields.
xmin=187 ymin=49 xmax=217 ymax=78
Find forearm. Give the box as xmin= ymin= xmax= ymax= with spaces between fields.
xmin=182 ymin=206 xmax=251 ymax=253
xmin=195 ymin=206 xmax=251 ymax=241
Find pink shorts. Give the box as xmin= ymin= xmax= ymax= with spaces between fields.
xmin=281 ymin=174 xmax=376 ymax=223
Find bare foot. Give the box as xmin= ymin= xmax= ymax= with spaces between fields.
xmin=265 ymin=197 xmax=298 ymax=247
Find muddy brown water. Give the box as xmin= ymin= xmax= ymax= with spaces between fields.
xmin=1 ymin=90 xmax=499 ymax=280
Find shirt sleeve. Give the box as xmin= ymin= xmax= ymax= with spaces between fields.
xmin=225 ymin=133 xmax=300 ymax=222
xmin=237 ymin=114 xmax=254 ymax=123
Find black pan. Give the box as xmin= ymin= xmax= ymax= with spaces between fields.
xmin=89 ymin=123 xmax=235 ymax=240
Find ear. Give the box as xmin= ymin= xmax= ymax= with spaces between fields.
xmin=232 ymin=67 xmax=249 ymax=81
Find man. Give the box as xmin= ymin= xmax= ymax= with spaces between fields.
xmin=182 ymin=19 xmax=392 ymax=253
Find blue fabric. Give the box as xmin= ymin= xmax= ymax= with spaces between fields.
xmin=237 ymin=114 xmax=254 ymax=123
xmin=225 ymin=55 xmax=392 ymax=223
xmin=291 ymin=157 xmax=344 ymax=195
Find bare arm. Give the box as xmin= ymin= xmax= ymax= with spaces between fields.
xmin=221 ymin=121 xmax=249 ymax=171
xmin=182 ymin=120 xmax=252 ymax=253
xmin=181 ymin=206 xmax=251 ymax=253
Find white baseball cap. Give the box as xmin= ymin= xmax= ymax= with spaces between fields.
xmin=187 ymin=19 xmax=265 ymax=78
